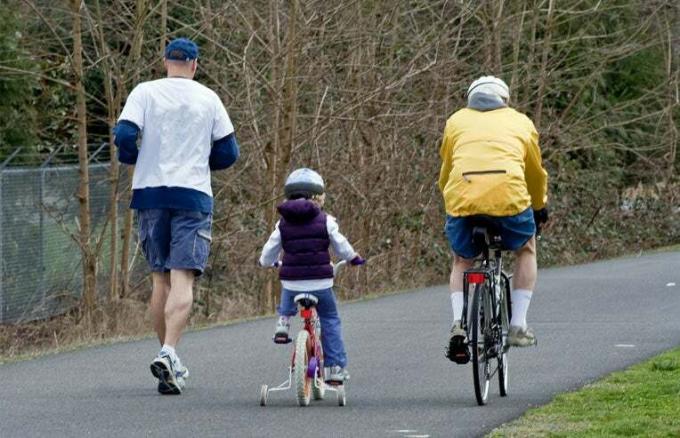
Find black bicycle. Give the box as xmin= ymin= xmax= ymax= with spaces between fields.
xmin=460 ymin=218 xmax=513 ymax=406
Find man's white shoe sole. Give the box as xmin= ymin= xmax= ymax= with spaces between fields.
xmin=150 ymin=357 xmax=182 ymax=395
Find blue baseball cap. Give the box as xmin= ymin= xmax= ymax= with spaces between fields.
xmin=164 ymin=38 xmax=199 ymax=61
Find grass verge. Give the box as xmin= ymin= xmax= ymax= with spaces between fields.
xmin=488 ymin=348 xmax=680 ymax=437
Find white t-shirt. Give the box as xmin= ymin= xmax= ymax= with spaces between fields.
xmin=118 ymin=78 xmax=234 ymax=197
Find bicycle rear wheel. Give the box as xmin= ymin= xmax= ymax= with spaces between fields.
xmin=312 ymin=340 xmax=325 ymax=400
xmin=498 ymin=273 xmax=510 ymax=397
xmin=294 ymin=331 xmax=312 ymax=406
xmin=471 ymin=283 xmax=491 ymax=406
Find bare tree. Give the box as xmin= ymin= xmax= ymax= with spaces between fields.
xmin=70 ymin=0 xmax=97 ymax=322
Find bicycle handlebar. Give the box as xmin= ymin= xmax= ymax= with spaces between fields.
xmin=332 ymin=260 xmax=347 ymax=276
xmin=270 ymin=259 xmax=351 ymax=276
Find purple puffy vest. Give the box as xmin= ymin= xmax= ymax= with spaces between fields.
xmin=277 ymin=199 xmax=333 ymax=281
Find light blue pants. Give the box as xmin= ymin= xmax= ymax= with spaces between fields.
xmin=278 ymin=288 xmax=348 ymax=368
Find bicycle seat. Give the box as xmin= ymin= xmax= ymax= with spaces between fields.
xmin=294 ymin=293 xmax=319 ymax=308
xmin=468 ymin=216 xmax=503 ymax=250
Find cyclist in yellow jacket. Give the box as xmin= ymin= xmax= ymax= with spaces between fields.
xmin=439 ymin=76 xmax=548 ymax=359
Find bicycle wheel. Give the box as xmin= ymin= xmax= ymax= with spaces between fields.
xmin=294 ymin=330 xmax=312 ymax=406
xmin=471 ymin=283 xmax=491 ymax=406
xmin=260 ymin=384 xmax=268 ymax=406
xmin=498 ymin=274 xmax=510 ymax=397
xmin=313 ymin=326 xmax=325 ymax=400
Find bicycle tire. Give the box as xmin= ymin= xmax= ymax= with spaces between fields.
xmin=498 ymin=273 xmax=510 ymax=397
xmin=260 ymin=384 xmax=268 ymax=406
xmin=294 ymin=330 xmax=312 ymax=406
xmin=337 ymin=385 xmax=347 ymax=406
xmin=312 ymin=323 xmax=325 ymax=400
xmin=312 ymin=352 xmax=325 ymax=400
xmin=471 ymin=283 xmax=490 ymax=406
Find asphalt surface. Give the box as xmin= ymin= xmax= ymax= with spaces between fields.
xmin=2 ymin=252 xmax=680 ymax=438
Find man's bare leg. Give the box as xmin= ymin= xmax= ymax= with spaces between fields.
xmin=450 ymin=255 xmax=474 ymax=323
xmin=150 ymin=270 xmax=189 ymax=394
xmin=446 ymin=254 xmax=475 ymax=361
xmin=150 ymin=272 xmax=171 ymax=345
xmin=163 ymin=269 xmax=195 ymax=348
xmin=509 ymin=237 xmax=538 ymax=346
xmin=513 ymin=237 xmax=537 ymax=291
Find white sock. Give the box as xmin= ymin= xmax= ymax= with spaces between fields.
xmin=510 ymin=289 xmax=533 ymax=329
xmin=450 ymin=291 xmax=464 ymax=323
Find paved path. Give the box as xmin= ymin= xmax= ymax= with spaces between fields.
xmin=2 ymin=252 xmax=679 ymax=437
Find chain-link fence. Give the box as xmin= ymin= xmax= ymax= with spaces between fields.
xmin=0 ymin=146 xmax=130 ymax=323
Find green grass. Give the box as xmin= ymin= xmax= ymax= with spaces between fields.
xmin=488 ymin=348 xmax=680 ymax=437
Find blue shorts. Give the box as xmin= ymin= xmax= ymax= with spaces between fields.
xmin=444 ymin=208 xmax=535 ymax=259
xmin=137 ymin=209 xmax=212 ymax=275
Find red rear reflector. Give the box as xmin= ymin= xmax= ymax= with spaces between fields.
xmin=467 ymin=273 xmax=486 ymax=284
xmin=301 ymin=309 xmax=312 ymax=319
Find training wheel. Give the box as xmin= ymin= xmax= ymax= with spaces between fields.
xmin=336 ymin=385 xmax=346 ymax=406
xmin=260 ymin=384 xmax=268 ymax=406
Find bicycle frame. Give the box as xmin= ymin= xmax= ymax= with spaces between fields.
xmin=264 ymin=304 xmax=326 ymax=397
xmin=291 ymin=306 xmax=324 ymax=383
xmin=261 ymin=298 xmax=345 ymax=404
xmin=460 ymin=233 xmax=513 ymax=405
xmin=261 ymin=261 xmax=351 ymax=406
xmin=461 ymin=231 xmax=512 ymax=335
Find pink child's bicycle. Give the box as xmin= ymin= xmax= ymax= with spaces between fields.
xmin=260 ymin=261 xmax=348 ymax=407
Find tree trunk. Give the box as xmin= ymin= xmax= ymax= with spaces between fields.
xmin=120 ymin=0 xmax=147 ymax=298
xmin=71 ymin=0 xmax=96 ymax=322
xmin=664 ymin=7 xmax=678 ymax=181
xmin=94 ymin=0 xmax=121 ymax=303
xmin=534 ymin=0 xmax=555 ymax=131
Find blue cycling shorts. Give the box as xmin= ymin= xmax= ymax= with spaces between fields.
xmin=444 ymin=208 xmax=535 ymax=259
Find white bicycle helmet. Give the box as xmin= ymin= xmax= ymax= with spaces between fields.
xmin=467 ymin=76 xmax=510 ymax=102
xmin=284 ymin=168 xmax=325 ymax=199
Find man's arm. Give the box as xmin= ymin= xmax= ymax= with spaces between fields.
xmin=113 ymin=120 xmax=140 ymax=165
xmin=115 ymin=84 xmax=146 ymax=165
xmin=209 ymin=133 xmax=240 ymax=170
xmin=524 ymin=123 xmax=548 ymax=210
xmin=210 ymin=93 xmax=237 ymax=171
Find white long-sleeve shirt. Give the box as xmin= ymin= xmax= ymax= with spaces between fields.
xmin=259 ymin=215 xmax=357 ymax=291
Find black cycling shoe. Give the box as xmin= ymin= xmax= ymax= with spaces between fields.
xmin=445 ymin=323 xmax=470 ymax=364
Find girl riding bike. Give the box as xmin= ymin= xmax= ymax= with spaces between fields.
xmin=259 ymin=168 xmax=365 ymax=383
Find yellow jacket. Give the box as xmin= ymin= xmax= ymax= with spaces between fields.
xmin=438 ymin=107 xmax=548 ymax=217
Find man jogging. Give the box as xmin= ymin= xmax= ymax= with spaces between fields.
xmin=114 ymin=37 xmax=239 ymax=394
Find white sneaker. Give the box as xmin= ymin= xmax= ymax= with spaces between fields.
xmin=150 ymin=353 xmax=182 ymax=395
xmin=273 ymin=316 xmax=291 ymax=344
xmin=508 ymin=325 xmax=537 ymax=347
xmin=325 ymin=365 xmax=350 ymax=383
xmin=174 ymin=357 xmax=189 ymax=390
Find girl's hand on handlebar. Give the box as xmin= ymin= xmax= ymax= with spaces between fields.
xmin=350 ymin=255 xmax=366 ymax=266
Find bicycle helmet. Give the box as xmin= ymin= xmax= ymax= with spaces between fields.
xmin=283 ymin=168 xmax=325 ymax=199
xmin=466 ymin=76 xmax=510 ymax=102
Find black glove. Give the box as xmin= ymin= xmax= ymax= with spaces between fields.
xmin=533 ymin=207 xmax=549 ymax=225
